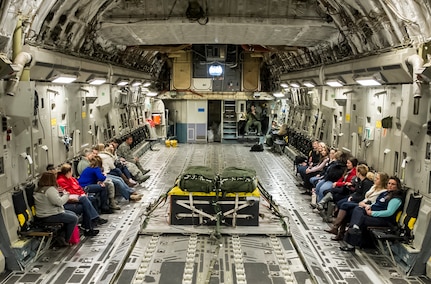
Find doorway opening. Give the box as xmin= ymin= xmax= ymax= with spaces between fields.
xmin=208 ymin=100 xmax=222 ymax=142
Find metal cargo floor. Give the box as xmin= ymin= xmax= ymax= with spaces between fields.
xmin=1 ymin=143 xmax=429 ymax=284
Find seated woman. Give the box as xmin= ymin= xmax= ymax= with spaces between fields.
xmin=97 ymin=144 xmax=142 ymax=202
xmin=33 ymin=172 xmax=79 ymax=246
xmin=78 ymin=156 xmax=113 ymax=214
xmin=340 ymin=176 xmax=404 ymax=251
xmin=309 ymin=148 xmax=338 ymax=190
xmin=315 ymin=157 xmax=358 ymax=209
xmin=57 ymin=163 xmax=108 ymax=236
xmin=323 ymin=164 xmax=375 ymax=240
xmin=96 ymin=143 xmax=137 ymax=187
xmin=300 ymin=144 xmax=330 ymax=190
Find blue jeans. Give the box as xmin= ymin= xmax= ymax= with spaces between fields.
xmin=315 ymin=180 xmax=333 ymax=201
xmin=38 ymin=210 xmax=78 ymax=242
xmin=84 ymin=184 xmax=109 ymax=211
xmin=65 ymin=196 xmax=99 ymax=229
xmin=309 ymin=176 xmax=322 ymax=187
xmin=297 ymin=165 xmax=308 ymax=176
xmin=108 ymin=174 xmax=133 ymax=200
xmin=109 ymin=167 xmax=134 ymax=180
xmin=349 ymin=206 xmax=394 ymax=229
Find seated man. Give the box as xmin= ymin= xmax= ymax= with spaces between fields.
xmin=266 ymin=123 xmax=287 ymax=147
xmin=116 ymin=135 xmax=150 ymax=184
xmin=244 ymin=104 xmax=262 ymax=136
xmin=77 ymin=148 xmax=93 ymax=176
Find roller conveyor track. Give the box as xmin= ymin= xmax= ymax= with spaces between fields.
xmin=1 ymin=143 xmax=429 ymax=284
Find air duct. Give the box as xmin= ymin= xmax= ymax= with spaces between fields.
xmin=5 ymin=51 xmax=32 ymax=96
xmin=406 ymin=54 xmax=424 ymax=99
xmin=406 ymin=54 xmax=424 ymax=115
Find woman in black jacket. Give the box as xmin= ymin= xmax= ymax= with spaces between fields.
xmin=324 ymin=165 xmax=376 ymax=240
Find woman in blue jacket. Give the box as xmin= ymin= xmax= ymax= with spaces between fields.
xmin=340 ymin=176 xmax=404 ymax=251
xmin=78 ymin=156 xmax=111 ymax=214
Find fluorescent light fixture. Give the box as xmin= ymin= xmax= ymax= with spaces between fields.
xmin=208 ymin=64 xmax=223 ymax=76
xmin=131 ymin=80 xmax=142 ymax=87
xmin=303 ymin=80 xmax=316 ymax=88
xmin=273 ymin=92 xmax=284 ymax=98
xmin=48 ymin=71 xmax=78 ymax=84
xmin=143 ymin=81 xmax=151 ymax=87
xmin=146 ymin=92 xmax=158 ymax=97
xmin=280 ymin=83 xmax=289 ymax=88
xmin=289 ymin=82 xmax=300 ymax=88
xmin=354 ymin=72 xmax=386 ymax=86
xmin=87 ymin=75 xmax=106 ymax=85
xmin=116 ymin=78 xmax=129 ymax=86
xmin=325 ymin=78 xmax=345 ymax=87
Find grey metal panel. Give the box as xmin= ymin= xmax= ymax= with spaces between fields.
xmin=159 ymin=262 xmax=186 ymax=284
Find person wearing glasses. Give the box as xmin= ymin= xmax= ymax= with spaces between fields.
xmin=340 ymin=176 xmax=404 ymax=251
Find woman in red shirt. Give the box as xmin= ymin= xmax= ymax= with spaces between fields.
xmin=57 ymin=163 xmax=107 ymax=236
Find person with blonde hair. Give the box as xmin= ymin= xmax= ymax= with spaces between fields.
xmin=78 ymin=156 xmax=113 ymax=214
xmin=324 ymin=165 xmax=374 ymax=240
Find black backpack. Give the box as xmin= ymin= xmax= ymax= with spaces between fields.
xmin=250 ymin=143 xmax=264 ymax=152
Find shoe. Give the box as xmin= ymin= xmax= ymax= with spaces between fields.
xmin=244 ymin=132 xmax=249 ymax=136
xmin=257 ymin=132 xmax=262 ymax=136
xmin=142 ymin=169 xmax=150 ymax=175
xmin=55 ymin=236 xmax=70 ymax=247
xmin=125 ymin=180 xmax=136 ymax=187
xmin=324 ymin=227 xmax=338 ymax=235
xmin=130 ymin=194 xmax=142 ymax=201
xmin=131 ymin=192 xmax=143 ymax=198
xmin=139 ymin=175 xmax=150 ymax=183
xmin=110 ymin=203 xmax=121 ymax=210
xmin=96 ymin=217 xmax=108 ymax=225
xmin=348 ymin=227 xmax=362 ymax=235
xmin=316 ymin=203 xmax=324 ymax=211
xmin=331 ymin=235 xmax=344 ymax=241
xmin=339 ymin=245 xmax=355 ymax=252
xmin=129 ymin=178 xmax=137 ymax=185
xmin=84 ymin=229 xmax=99 ymax=237
xmin=310 ymin=203 xmax=317 ymax=209
xmin=101 ymin=208 xmax=113 ymax=214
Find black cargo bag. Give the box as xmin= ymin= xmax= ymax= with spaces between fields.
xmin=219 ymin=167 xmax=257 ymax=193
xmin=178 ymin=166 xmax=217 ymax=193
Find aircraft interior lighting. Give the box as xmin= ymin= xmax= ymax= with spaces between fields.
xmin=48 ymin=71 xmax=78 ymax=84
xmin=87 ymin=75 xmax=107 ymax=85
xmin=303 ymin=80 xmax=316 ymax=88
xmin=116 ymin=79 xmax=129 ymax=86
xmin=131 ymin=80 xmax=142 ymax=87
xmin=289 ymin=82 xmax=301 ymax=88
xmin=325 ymin=78 xmax=345 ymax=87
xmin=354 ymin=72 xmax=386 ymax=86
